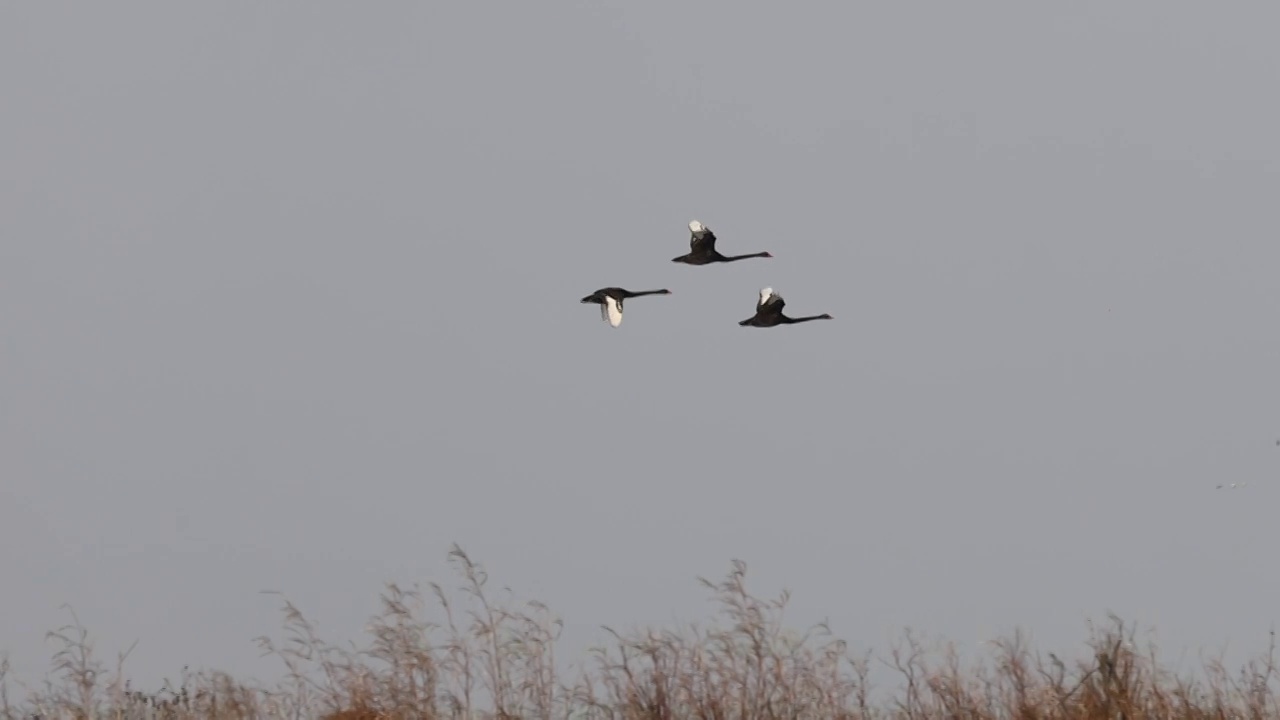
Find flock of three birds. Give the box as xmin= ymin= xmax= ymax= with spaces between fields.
xmin=580 ymin=220 xmax=835 ymax=328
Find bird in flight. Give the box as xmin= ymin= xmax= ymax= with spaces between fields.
xmin=738 ymin=287 xmax=833 ymax=327
xmin=672 ymin=220 xmax=773 ymax=265
xmin=580 ymin=287 xmax=672 ymax=327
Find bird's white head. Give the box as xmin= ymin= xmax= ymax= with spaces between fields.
xmin=689 ymin=220 xmax=705 ymax=233
xmin=759 ymin=287 xmax=774 ymax=303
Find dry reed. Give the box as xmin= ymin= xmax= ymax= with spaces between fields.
xmin=2 ymin=544 xmax=1275 ymax=720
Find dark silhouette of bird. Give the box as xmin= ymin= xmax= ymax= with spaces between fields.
xmin=580 ymin=287 xmax=672 ymax=327
xmin=672 ymin=220 xmax=773 ymax=265
xmin=738 ymin=287 xmax=833 ymax=327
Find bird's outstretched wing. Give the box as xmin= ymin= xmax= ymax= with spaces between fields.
xmin=757 ymin=287 xmax=785 ymax=313
xmin=604 ymin=296 xmax=624 ymax=327
xmin=689 ymin=221 xmax=717 ymax=253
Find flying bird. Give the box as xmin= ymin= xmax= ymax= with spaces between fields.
xmin=672 ymin=220 xmax=773 ymax=265
xmin=580 ymin=287 xmax=672 ymax=327
xmin=738 ymin=287 xmax=833 ymax=327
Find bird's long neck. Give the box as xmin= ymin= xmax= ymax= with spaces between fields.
xmin=784 ymin=314 xmax=831 ymax=324
xmin=721 ymin=252 xmax=771 ymax=262
xmin=629 ymin=289 xmax=668 ymax=297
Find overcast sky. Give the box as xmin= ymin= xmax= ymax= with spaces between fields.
xmin=3 ymin=1 xmax=1279 ymax=691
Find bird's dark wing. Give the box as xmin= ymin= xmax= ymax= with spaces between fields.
xmin=758 ymin=292 xmax=785 ymax=313
xmin=690 ymin=227 xmax=718 ymax=253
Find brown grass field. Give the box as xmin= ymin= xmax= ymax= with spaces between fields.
xmin=2 ymin=544 xmax=1276 ymax=720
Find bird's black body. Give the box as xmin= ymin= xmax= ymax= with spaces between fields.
xmin=580 ymin=286 xmax=672 ymax=327
xmin=579 ymin=287 xmax=672 ymax=306
xmin=738 ymin=289 xmax=833 ymax=327
xmin=672 ymin=221 xmax=773 ymax=265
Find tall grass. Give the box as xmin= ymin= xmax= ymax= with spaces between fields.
xmin=2 ymin=544 xmax=1276 ymax=719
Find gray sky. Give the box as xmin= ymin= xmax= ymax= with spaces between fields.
xmin=3 ymin=1 xmax=1279 ymax=690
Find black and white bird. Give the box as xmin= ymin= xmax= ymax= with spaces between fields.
xmin=738 ymin=287 xmax=833 ymax=327
xmin=580 ymin=287 xmax=672 ymax=327
xmin=672 ymin=220 xmax=773 ymax=265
